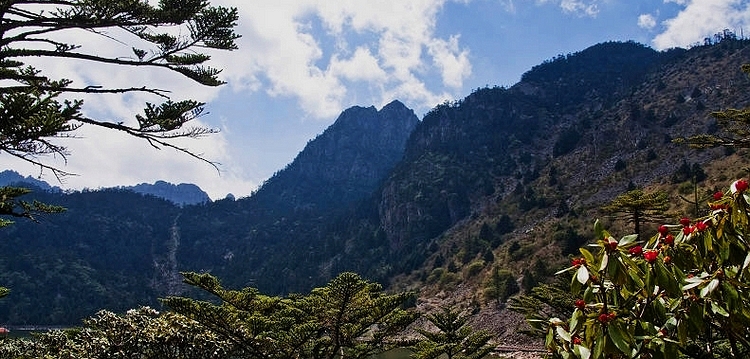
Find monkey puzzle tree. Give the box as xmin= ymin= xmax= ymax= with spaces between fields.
xmin=0 ymin=0 xmax=239 ymax=168
xmin=676 ymin=64 xmax=750 ymax=150
xmin=0 ymin=0 xmax=239 ymax=226
xmin=601 ymin=188 xmax=669 ymax=236
xmin=410 ymin=307 xmax=494 ymax=359
xmin=162 ymin=271 xmax=419 ymax=359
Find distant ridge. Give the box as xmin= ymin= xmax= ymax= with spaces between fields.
xmin=0 ymin=170 xmax=209 ymax=206
xmin=0 ymin=170 xmax=60 ymax=192
xmin=126 ymin=181 xmax=210 ymax=206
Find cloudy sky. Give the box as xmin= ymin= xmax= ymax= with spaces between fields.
xmin=5 ymin=0 xmax=750 ymax=199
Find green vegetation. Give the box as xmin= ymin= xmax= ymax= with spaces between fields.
xmin=411 ymin=307 xmax=493 ymax=359
xmin=601 ymin=189 xmax=670 ymax=236
xmin=539 ymin=180 xmax=750 ymax=358
xmin=0 ymin=273 xmax=500 ymax=359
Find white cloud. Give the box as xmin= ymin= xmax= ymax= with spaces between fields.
xmin=214 ymin=0 xmax=472 ymax=118
xmin=329 ymin=47 xmax=388 ymax=82
xmin=652 ymin=0 xmax=750 ymax=49
xmin=4 ymin=1 xmax=476 ymax=197
xmin=428 ymin=35 xmax=472 ymax=89
xmin=560 ymin=0 xmax=600 ymax=17
xmin=638 ymin=13 xmax=658 ymax=30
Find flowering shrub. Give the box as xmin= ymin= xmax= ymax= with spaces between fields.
xmin=541 ymin=180 xmax=750 ymax=359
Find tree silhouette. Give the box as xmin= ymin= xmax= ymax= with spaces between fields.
xmin=676 ymin=64 xmax=750 ymax=150
xmin=602 ymin=189 xmax=669 ymax=236
xmin=0 ymin=0 xmax=240 ymax=175
xmin=411 ymin=307 xmax=494 ymax=359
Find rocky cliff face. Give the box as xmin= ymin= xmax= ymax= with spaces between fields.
xmin=252 ymin=100 xmax=419 ymax=213
xmin=367 ymin=39 xmax=750 ymax=286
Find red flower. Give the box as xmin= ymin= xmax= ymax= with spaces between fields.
xmin=629 ymin=245 xmax=643 ymax=256
xmin=575 ymin=299 xmax=586 ymax=309
xmin=695 ymin=221 xmax=708 ymax=232
xmin=658 ymin=225 xmax=669 ymax=235
xmin=572 ymin=336 xmax=582 ymax=345
xmin=607 ymin=240 xmax=618 ymax=251
xmin=683 ymin=226 xmax=694 ymax=235
xmin=663 ymin=255 xmax=672 ymax=264
xmin=736 ymin=180 xmax=749 ymax=193
xmin=644 ymin=250 xmax=659 ymax=263
xmin=679 ymin=217 xmax=691 ymax=227
xmin=713 ymin=191 xmax=724 ymax=200
xmin=663 ymin=234 xmax=674 ymax=245
xmin=571 ymin=257 xmax=586 ymax=267
xmin=598 ymin=313 xmax=610 ymax=324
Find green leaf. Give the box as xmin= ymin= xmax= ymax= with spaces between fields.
xmin=556 ymin=325 xmax=572 ymax=342
xmin=654 ymin=261 xmax=680 ymax=296
xmin=593 ymin=334 xmax=606 ymax=359
xmin=710 ymin=301 xmax=729 ymax=317
xmin=677 ymin=318 xmax=688 ymax=345
xmin=619 ymin=234 xmax=638 ymax=246
xmin=581 ymin=247 xmax=595 ymax=265
xmin=546 ymin=327 xmax=555 ymax=349
xmin=721 ymin=281 xmax=739 ymax=310
xmin=577 ymin=265 xmax=590 ymax=285
xmin=682 ymin=277 xmax=703 ymax=291
xmin=700 ymin=278 xmax=719 ymax=298
xmin=576 ymin=344 xmax=592 ymax=359
xmin=608 ymin=321 xmax=633 ymax=355
xmin=594 ymin=219 xmax=605 ymax=240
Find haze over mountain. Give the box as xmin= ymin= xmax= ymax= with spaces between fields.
xmin=2 ymin=38 xmax=749 ymax=331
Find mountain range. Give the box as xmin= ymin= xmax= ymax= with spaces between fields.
xmin=2 ymin=37 xmax=750 ymax=334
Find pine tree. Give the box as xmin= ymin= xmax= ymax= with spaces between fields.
xmin=411 ymin=307 xmax=494 ymax=359
xmin=163 ymin=271 xmax=418 ymax=359
xmin=601 ymin=189 xmax=669 ymax=236
xmin=0 ymin=0 xmax=238 ymax=225
xmin=675 ymin=64 xmax=750 ymax=150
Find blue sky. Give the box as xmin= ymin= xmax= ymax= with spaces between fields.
xmin=6 ymin=0 xmax=750 ymax=199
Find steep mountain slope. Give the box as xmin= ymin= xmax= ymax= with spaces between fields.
xmin=0 ymin=100 xmax=419 ymax=324
xmin=369 ymin=39 xmax=750 ymax=307
xmin=166 ymin=100 xmax=420 ymax=294
xmin=0 ymin=187 xmax=180 ymax=324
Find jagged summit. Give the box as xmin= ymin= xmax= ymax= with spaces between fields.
xmin=251 ymin=100 xmax=419 ymax=212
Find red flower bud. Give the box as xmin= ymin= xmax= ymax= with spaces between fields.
xmin=629 ymin=245 xmax=643 ymax=256
xmin=713 ymin=191 xmax=724 ymax=200
xmin=683 ymin=226 xmax=694 ymax=235
xmin=575 ymin=299 xmax=586 ymax=309
xmin=608 ymin=312 xmax=617 ymax=320
xmin=736 ymin=180 xmax=749 ymax=193
xmin=663 ymin=255 xmax=672 ymax=264
xmin=598 ymin=313 xmax=610 ymax=324
xmin=658 ymin=225 xmax=669 ymax=235
xmin=607 ymin=240 xmax=618 ymax=251
xmin=679 ymin=217 xmax=691 ymax=227
xmin=663 ymin=234 xmax=674 ymax=245
xmin=644 ymin=250 xmax=658 ymax=263
xmin=572 ymin=257 xmax=586 ymax=267
xmin=695 ymin=221 xmax=708 ymax=232
xmin=572 ymin=336 xmax=582 ymax=345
